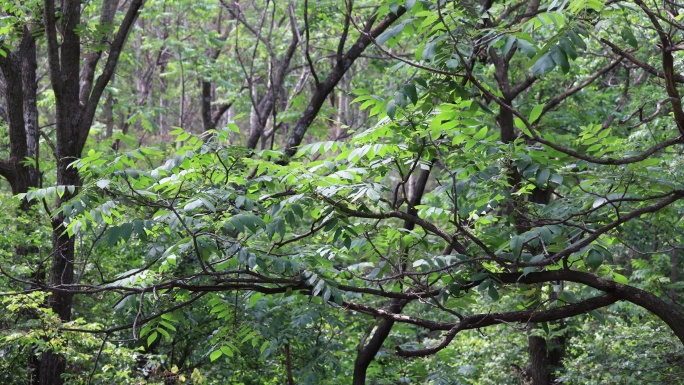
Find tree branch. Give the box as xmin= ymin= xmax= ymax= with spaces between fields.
xmin=284 ymin=6 xmax=407 ymax=157
xmin=79 ymin=0 xmax=145 ymax=152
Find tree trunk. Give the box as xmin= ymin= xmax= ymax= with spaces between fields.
xmin=528 ymin=334 xmax=549 ymax=385
xmin=104 ymin=91 xmax=115 ymax=139
xmin=0 ymin=48 xmax=30 ymax=200
xmin=20 ymin=28 xmax=40 ymax=189
xmin=37 ymin=0 xmax=144 ymax=381
xmin=352 ymin=167 xmax=431 ymax=384
xmin=352 ymin=299 xmax=407 ymax=385
xmin=671 ymin=250 xmax=679 ymax=305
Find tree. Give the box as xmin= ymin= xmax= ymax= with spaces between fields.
xmin=1 ymin=0 xmax=144 ymax=383
xmin=2 ymin=0 xmax=684 ymax=384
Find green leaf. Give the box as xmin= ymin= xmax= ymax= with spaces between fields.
xmin=550 ymin=45 xmax=570 ymax=74
xmin=567 ymin=30 xmax=586 ymax=50
xmin=324 ymin=217 xmax=338 ymax=232
xmin=147 ymin=331 xmax=158 ymax=347
xmin=612 ymin=273 xmax=628 ymax=284
xmin=531 ymin=52 xmax=555 ymax=77
xmin=249 ymin=292 xmax=262 ymax=307
xmin=488 ymin=285 xmax=500 ymax=301
xmin=560 ymin=290 xmax=577 ymax=304
xmin=107 ymin=226 xmax=122 ymax=246
xmin=536 ymin=168 xmax=550 ymax=186
xmin=510 ymin=235 xmax=523 ymax=258
xmin=157 ymin=327 xmax=171 ymax=340
xmin=422 ymin=40 xmax=438 ymax=61
xmin=529 ymin=105 xmax=544 ymax=123
xmin=589 ymin=309 xmax=606 ymax=324
xmin=621 ymin=27 xmax=638 ymax=48
xmin=549 ymin=174 xmax=564 ymax=185
xmin=200 ymin=197 xmax=216 ymax=213
xmin=587 ymin=250 xmax=604 ymax=270
xmin=375 ymin=19 xmax=413 ymax=44
xmin=210 ymin=349 xmax=223 ymax=361
xmin=386 ymin=100 xmax=397 ymax=119
xmin=365 ymin=187 xmax=380 ymax=201
xmin=403 ymin=83 xmax=418 ymax=104
xmin=394 ymin=91 xmax=407 ymax=108
xmin=515 ymin=37 xmax=537 ymax=58
xmin=473 ymin=126 xmax=488 ymax=140
xmin=235 ymin=214 xmax=266 ymax=234
xmin=220 ymin=345 xmax=234 ymax=357
xmin=558 ymin=37 xmax=578 ymax=60
xmin=502 ymin=35 xmax=516 ymax=56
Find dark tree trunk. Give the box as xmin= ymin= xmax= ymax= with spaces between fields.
xmin=21 ymin=28 xmax=40 ymax=189
xmin=19 ymin=26 xmax=42 ymax=385
xmin=352 ymin=299 xmax=408 ymax=385
xmin=491 ymin=30 xmax=562 ymax=382
xmin=352 ymin=168 xmax=431 ymax=384
xmin=39 ymin=0 xmax=83 ymax=381
xmin=201 ymin=81 xmax=216 ymax=132
xmin=38 ymin=353 xmax=67 ymax=385
xmin=37 ymin=0 xmax=144 ymax=382
xmin=528 ymin=334 xmax=549 ymax=385
xmin=104 ymin=91 xmax=115 ymax=139
xmin=0 ymin=47 xmax=30 ymax=201
xmin=671 ymin=250 xmax=679 ymax=305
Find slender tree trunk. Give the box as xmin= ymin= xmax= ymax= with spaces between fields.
xmin=671 ymin=250 xmax=679 ymax=305
xmin=19 ymin=27 xmax=42 ymax=385
xmin=284 ymin=7 xmax=407 ymax=156
xmin=353 ymin=299 xmax=407 ymax=385
xmin=20 ymin=29 xmax=39 ymax=189
xmin=104 ymin=91 xmax=115 ymax=139
xmin=40 ymin=0 xmax=83 ymax=372
xmin=284 ymin=343 xmax=295 ymax=385
xmin=352 ymin=168 xmax=431 ymax=384
xmin=527 ymin=333 xmax=549 ymax=385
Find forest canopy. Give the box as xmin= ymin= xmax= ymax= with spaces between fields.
xmin=1 ymin=0 xmax=684 ymax=384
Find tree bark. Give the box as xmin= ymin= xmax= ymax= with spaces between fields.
xmin=671 ymin=250 xmax=679 ymax=306
xmin=527 ymin=334 xmax=549 ymax=385
xmin=352 ymin=299 xmax=408 ymax=385
xmin=38 ymin=0 xmax=145 ymax=382
xmin=352 ymin=167 xmax=431 ymax=384
xmin=20 ymin=27 xmax=40 ymax=189
xmin=499 ymin=270 xmax=684 ymax=345
xmin=0 ymin=46 xmax=30 ymax=199
xmin=284 ymin=7 xmax=407 ymax=156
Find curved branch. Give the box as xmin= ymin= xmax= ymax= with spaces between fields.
xmin=396 ymin=292 xmax=621 ymax=357
xmin=498 ymin=270 xmax=684 ymax=344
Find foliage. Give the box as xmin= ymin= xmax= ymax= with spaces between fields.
xmin=1 ymin=0 xmax=684 ymax=384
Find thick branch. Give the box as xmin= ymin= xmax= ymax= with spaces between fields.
xmin=499 ymin=270 xmax=684 ymax=344
xmin=395 ymin=292 xmax=621 ymax=357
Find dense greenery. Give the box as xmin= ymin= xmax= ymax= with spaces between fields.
xmin=1 ymin=0 xmax=684 ymax=384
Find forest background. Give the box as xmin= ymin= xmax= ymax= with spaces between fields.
xmin=0 ymin=0 xmax=683 ymax=384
